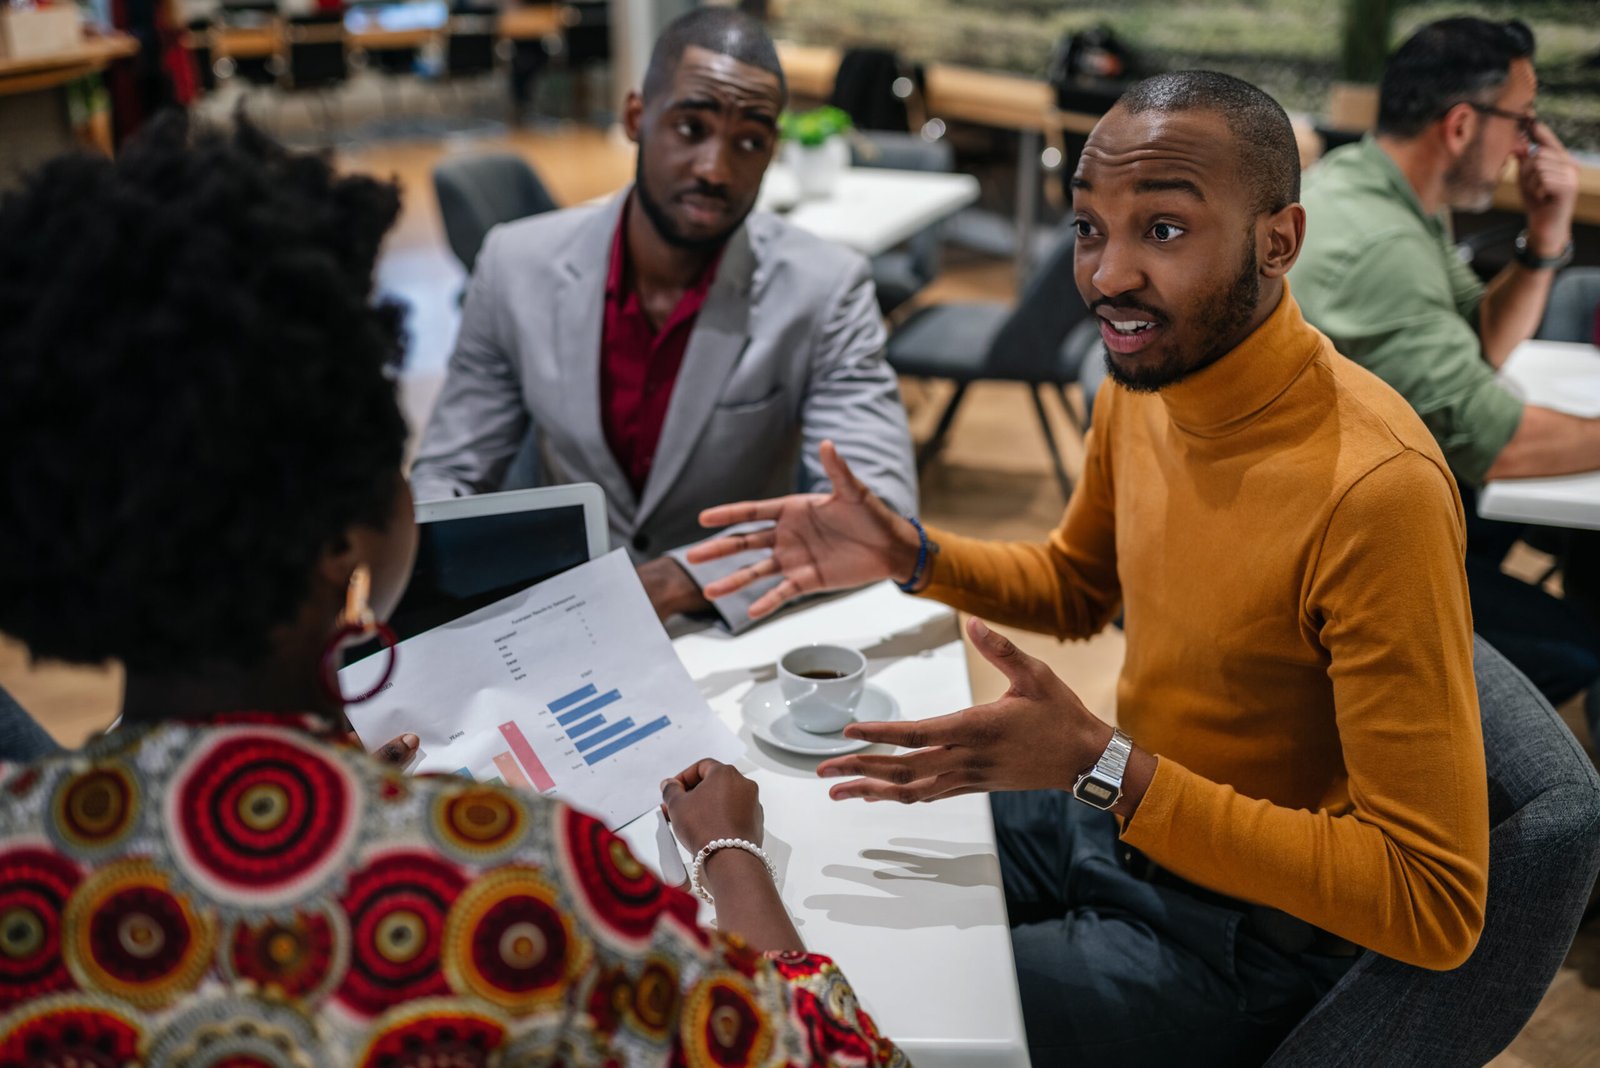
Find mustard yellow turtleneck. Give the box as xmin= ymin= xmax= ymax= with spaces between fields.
xmin=922 ymin=288 xmax=1488 ymax=970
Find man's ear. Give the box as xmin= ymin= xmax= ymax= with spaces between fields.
xmin=1439 ymin=102 xmax=1479 ymax=158
xmin=623 ymin=90 xmax=645 ymax=145
xmin=1260 ymin=202 xmax=1306 ymax=279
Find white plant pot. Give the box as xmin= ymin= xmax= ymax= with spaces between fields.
xmin=786 ymin=136 xmax=849 ymax=199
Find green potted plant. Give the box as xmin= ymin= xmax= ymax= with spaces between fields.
xmin=780 ymin=105 xmax=853 ymax=199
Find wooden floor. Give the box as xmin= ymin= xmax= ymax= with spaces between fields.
xmin=1 ymin=119 xmax=1596 ymax=1064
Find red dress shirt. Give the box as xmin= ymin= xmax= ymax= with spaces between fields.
xmin=600 ymin=204 xmax=724 ymax=494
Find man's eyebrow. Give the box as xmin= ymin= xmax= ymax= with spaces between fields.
xmin=742 ymin=107 xmax=777 ymax=130
xmin=669 ymin=96 xmax=777 ymax=129
xmin=1070 ymin=176 xmax=1091 ymax=191
xmin=1133 ymin=177 xmax=1206 ymax=201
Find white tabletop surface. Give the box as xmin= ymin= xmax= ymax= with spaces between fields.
xmin=757 ymin=166 xmax=981 ymax=258
xmin=618 ymin=582 xmax=1031 ymax=1068
xmin=1478 ymin=340 xmax=1600 ymax=530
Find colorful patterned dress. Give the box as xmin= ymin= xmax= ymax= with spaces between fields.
xmin=0 ymin=713 xmax=908 ymax=1067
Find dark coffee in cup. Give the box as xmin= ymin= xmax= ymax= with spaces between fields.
xmin=798 ymin=669 xmax=847 ymax=680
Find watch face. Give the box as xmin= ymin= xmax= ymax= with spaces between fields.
xmin=1076 ymin=778 xmax=1116 ymax=806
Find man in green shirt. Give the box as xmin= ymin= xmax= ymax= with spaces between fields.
xmin=1292 ymin=16 xmax=1600 ymax=716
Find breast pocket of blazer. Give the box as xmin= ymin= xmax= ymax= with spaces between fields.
xmin=704 ymin=386 xmax=792 ymax=453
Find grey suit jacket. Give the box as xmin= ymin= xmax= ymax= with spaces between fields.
xmin=410 ymin=192 xmax=918 ymax=631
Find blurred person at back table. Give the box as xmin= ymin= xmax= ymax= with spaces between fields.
xmin=690 ymin=72 xmax=1489 ymax=1066
xmin=0 ymin=115 xmax=904 ymax=1067
xmin=410 ymin=7 xmax=916 ymax=634
xmin=1292 ymin=17 xmax=1600 ymax=727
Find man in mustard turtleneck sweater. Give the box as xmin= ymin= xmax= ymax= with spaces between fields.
xmin=690 ymin=72 xmax=1487 ymax=1064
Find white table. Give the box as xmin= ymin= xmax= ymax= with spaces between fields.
xmin=619 ymin=582 xmax=1031 ymax=1068
xmin=1478 ymin=340 xmax=1600 ymax=531
xmin=757 ymin=165 xmax=980 ymax=258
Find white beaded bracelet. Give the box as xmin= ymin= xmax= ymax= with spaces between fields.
xmin=689 ymin=837 xmax=777 ymax=905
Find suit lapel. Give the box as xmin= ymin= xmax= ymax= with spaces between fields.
xmin=554 ymin=193 xmax=638 ymax=521
xmin=634 ymin=221 xmax=759 ymax=527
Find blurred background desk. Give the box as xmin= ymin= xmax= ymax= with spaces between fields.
xmin=0 ymin=34 xmax=138 ymax=185
xmin=1479 ymin=340 xmax=1600 ymax=531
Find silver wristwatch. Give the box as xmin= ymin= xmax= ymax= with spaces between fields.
xmin=1072 ymin=729 xmax=1133 ymax=810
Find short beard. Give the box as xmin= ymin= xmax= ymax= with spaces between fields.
xmin=634 ymin=147 xmax=744 ymax=252
xmin=1443 ymin=130 xmax=1496 ymax=214
xmin=1103 ymin=231 xmax=1261 ymax=394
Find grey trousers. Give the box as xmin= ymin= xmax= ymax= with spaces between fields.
xmin=994 ymin=790 xmax=1354 ymax=1067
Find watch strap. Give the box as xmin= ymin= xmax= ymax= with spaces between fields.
xmin=1514 ymin=230 xmax=1574 ymax=271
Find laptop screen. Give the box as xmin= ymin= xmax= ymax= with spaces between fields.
xmin=346 ymin=499 xmax=595 ymax=662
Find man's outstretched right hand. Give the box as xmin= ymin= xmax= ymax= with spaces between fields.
xmin=686 ymin=440 xmax=926 ymax=619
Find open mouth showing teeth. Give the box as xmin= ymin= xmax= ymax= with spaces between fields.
xmin=1108 ymin=320 xmax=1157 ymax=335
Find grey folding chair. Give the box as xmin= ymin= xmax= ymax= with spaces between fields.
xmin=432 ymin=152 xmax=558 ymax=275
xmin=886 ymin=225 xmax=1091 ymax=498
xmin=1536 ymin=267 xmax=1600 ymax=344
xmin=850 ymin=130 xmax=955 ymax=317
xmin=1264 ymin=635 xmax=1600 ymax=1067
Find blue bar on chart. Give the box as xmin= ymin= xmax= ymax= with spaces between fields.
xmin=583 ymin=716 xmax=671 ymax=765
xmin=548 ymin=683 xmax=598 ymax=713
xmin=557 ymin=689 xmax=621 ymax=728
xmin=565 ymin=714 xmax=606 ymax=738
xmin=453 ymin=766 xmax=472 ymax=779
xmin=575 ymin=717 xmax=634 ymax=753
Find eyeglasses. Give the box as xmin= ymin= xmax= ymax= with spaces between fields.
xmin=1468 ymin=102 xmax=1538 ymax=140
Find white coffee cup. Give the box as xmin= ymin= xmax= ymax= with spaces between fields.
xmin=778 ymin=644 xmax=867 ymax=734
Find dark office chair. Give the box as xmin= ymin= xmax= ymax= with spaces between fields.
xmin=1536 ymin=268 xmax=1600 ymax=344
xmin=433 ymin=152 xmax=559 ymax=274
xmin=1264 ymin=635 xmax=1600 ymax=1067
xmin=282 ymin=13 xmax=349 ymax=137
xmin=887 ymin=225 xmax=1091 ymax=498
xmin=850 ymin=130 xmax=954 ymax=317
xmin=829 ymin=46 xmax=920 ymax=133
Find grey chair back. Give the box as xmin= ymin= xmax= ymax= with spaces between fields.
xmin=1265 ymin=635 xmax=1600 ymax=1067
xmin=986 ymin=226 xmax=1089 ymax=380
xmin=1535 ymin=267 xmax=1600 ymax=344
xmin=432 ymin=153 xmax=558 ymax=274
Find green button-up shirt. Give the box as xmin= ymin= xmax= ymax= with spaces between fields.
xmin=1290 ymin=137 xmax=1524 ymax=485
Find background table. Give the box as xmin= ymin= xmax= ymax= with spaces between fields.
xmin=758 ymin=165 xmax=979 ymax=258
xmin=1477 ymin=339 xmax=1600 ymax=530
xmin=619 ymin=582 xmax=1031 ymax=1067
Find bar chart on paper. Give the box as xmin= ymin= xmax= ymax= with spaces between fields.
xmin=347 ymin=551 xmax=741 ymax=828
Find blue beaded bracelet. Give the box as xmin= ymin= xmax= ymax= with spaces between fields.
xmin=896 ymin=516 xmax=930 ymax=593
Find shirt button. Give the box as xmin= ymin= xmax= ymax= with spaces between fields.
xmin=633 ymin=533 xmax=650 ymax=552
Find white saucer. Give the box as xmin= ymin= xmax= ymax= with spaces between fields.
xmin=740 ymin=679 xmax=901 ymax=757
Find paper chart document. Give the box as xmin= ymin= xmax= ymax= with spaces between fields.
xmin=345 ymin=549 xmax=740 ymax=828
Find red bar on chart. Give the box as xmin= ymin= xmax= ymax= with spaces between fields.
xmin=498 ymin=721 xmax=556 ymax=793
xmin=492 ymin=752 xmax=532 ymax=791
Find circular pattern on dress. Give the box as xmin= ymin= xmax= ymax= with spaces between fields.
xmin=62 ymin=859 xmax=213 ymax=1008
xmin=558 ymin=807 xmax=696 ymax=948
xmin=0 ymin=846 xmax=81 ymax=1003
xmin=354 ymin=999 xmax=509 ymax=1068
xmin=223 ymin=902 xmax=349 ymax=1004
xmin=143 ymin=996 xmax=324 ymax=1068
xmin=429 ymin=785 xmax=528 ymax=861
xmin=0 ymin=995 xmax=141 ymax=1068
xmin=50 ymin=765 xmax=139 ymax=853
xmin=631 ymin=957 xmax=680 ymax=1041
xmin=165 ymin=728 xmax=363 ymax=911
xmin=334 ymin=851 xmax=465 ymax=1020
xmin=683 ymin=975 xmax=773 ymax=1068
xmin=442 ymin=866 xmax=590 ymax=1014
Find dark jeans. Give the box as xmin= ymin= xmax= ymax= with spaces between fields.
xmin=994 ymin=791 xmax=1353 ymax=1067
xmin=0 ymin=685 xmax=60 ymax=763
xmin=1462 ymin=494 xmax=1600 ymax=726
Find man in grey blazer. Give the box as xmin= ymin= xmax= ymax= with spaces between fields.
xmin=410 ymin=8 xmax=917 ymax=632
